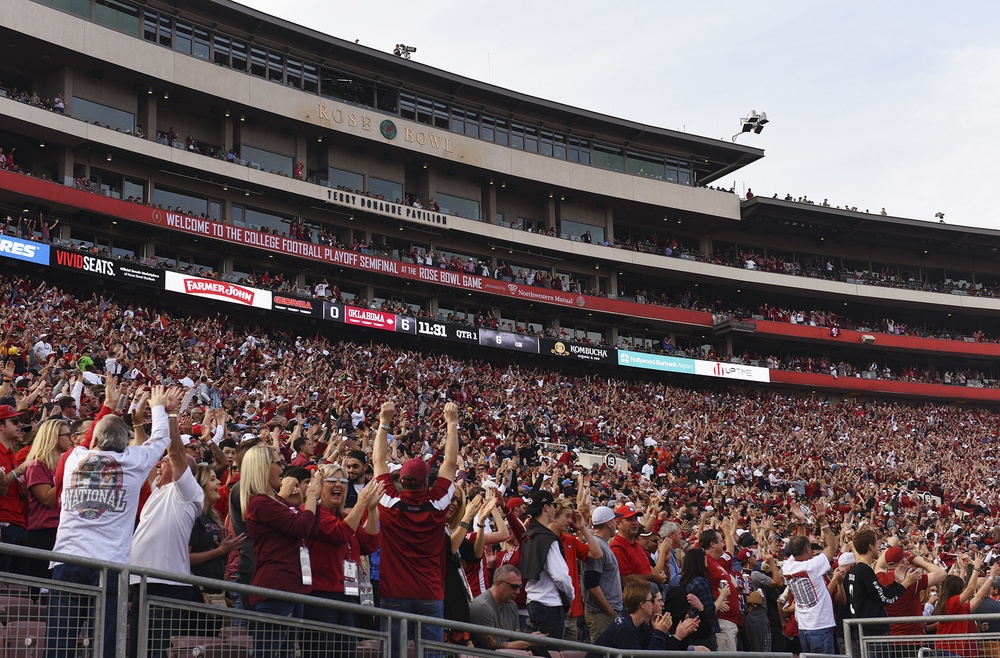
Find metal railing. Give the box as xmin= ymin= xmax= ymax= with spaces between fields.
xmin=845 ymin=613 xmax=1000 ymax=658
xmin=0 ymin=542 xmax=789 ymax=658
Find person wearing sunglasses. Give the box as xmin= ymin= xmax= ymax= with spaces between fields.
xmin=302 ymin=463 xmax=384 ymax=658
xmin=469 ymin=564 xmax=544 ymax=651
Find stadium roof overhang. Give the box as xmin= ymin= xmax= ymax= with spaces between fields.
xmin=740 ymin=197 xmax=1000 ymax=257
xmin=157 ymin=0 xmax=764 ymax=182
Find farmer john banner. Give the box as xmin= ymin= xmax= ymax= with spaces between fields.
xmin=164 ymin=271 xmax=272 ymax=309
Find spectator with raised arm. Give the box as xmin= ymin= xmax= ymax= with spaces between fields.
xmin=0 ymin=403 xmax=29 ymax=575
xmin=128 ymin=385 xmax=199 ymax=658
xmin=47 ymin=383 xmax=174 ymax=658
xmin=700 ymin=523 xmax=742 ymax=651
xmin=373 ymin=400 xmax=458 ymax=658
xmin=303 ymin=462 xmax=383 ymax=658
xmin=780 ymin=501 xmax=839 ymax=655
xmin=934 ymin=555 xmax=1000 ymax=658
xmin=875 ymin=543 xmax=948 ymax=637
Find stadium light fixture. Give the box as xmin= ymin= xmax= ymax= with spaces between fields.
xmin=733 ymin=110 xmax=769 ymax=141
xmin=393 ymin=44 xmax=417 ymax=59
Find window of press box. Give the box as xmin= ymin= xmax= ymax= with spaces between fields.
xmin=286 ymin=57 xmax=303 ymax=89
xmin=37 ymin=0 xmax=89 ymax=17
xmin=173 ymin=20 xmax=193 ymax=54
xmin=193 ymin=27 xmax=210 ymax=60
xmin=592 ymin=144 xmax=625 ymax=172
xmin=70 ymin=97 xmax=135 ymax=134
xmin=376 ymin=85 xmax=398 ymax=113
xmin=627 ymin=151 xmax=666 ymax=180
xmin=267 ymin=51 xmax=284 ymax=83
xmin=95 ymin=0 xmax=140 ymax=35
xmin=320 ymin=73 xmax=376 ymax=107
xmin=250 ymin=47 xmax=267 ymax=77
xmin=369 ymin=177 xmax=403 ymax=203
xmin=435 ymin=193 xmax=481 ymax=220
xmin=240 ymin=145 xmax=293 ymax=176
xmin=302 ymin=63 xmax=319 ymax=93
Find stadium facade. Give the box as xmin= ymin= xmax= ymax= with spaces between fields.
xmin=2 ymin=0 xmax=1000 ymax=401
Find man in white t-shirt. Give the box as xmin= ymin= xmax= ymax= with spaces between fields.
xmin=129 ymin=402 xmax=204 ymax=658
xmin=32 ymin=334 xmax=54 ymax=362
xmin=48 ymin=383 xmax=182 ymax=658
xmin=780 ymin=507 xmax=838 ymax=655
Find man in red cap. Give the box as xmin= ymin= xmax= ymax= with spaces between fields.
xmin=506 ymin=496 xmax=526 ymax=520
xmin=610 ymin=504 xmax=666 ymax=586
xmin=875 ymin=544 xmax=947 ymax=637
xmin=0 ymin=404 xmax=28 ymax=574
xmin=373 ymin=399 xmax=459 ymax=658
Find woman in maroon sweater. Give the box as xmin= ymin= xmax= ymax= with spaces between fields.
xmin=241 ymin=443 xmax=322 ymax=658
xmin=303 ymin=463 xmax=383 ymax=657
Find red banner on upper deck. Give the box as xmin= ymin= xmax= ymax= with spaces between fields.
xmin=0 ymin=171 xmax=709 ymax=328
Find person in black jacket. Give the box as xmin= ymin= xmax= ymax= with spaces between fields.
xmin=846 ymin=529 xmax=920 ymax=655
xmin=588 ymin=581 xmax=700 ymax=658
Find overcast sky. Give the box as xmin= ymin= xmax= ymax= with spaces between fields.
xmin=236 ymin=1 xmax=1000 ymax=230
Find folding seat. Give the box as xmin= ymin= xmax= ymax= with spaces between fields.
xmin=4 ymin=620 xmax=45 ymax=658
xmin=168 ymin=635 xmax=220 ymax=658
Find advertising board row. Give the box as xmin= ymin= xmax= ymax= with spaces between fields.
xmin=0 ymin=234 xmax=769 ymax=383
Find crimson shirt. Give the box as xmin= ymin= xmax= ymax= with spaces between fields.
xmin=0 ymin=441 xmax=24 ymax=526
xmin=610 ymin=534 xmax=650 ymax=577
xmin=707 ymin=552 xmax=743 ymax=625
xmin=376 ymin=473 xmax=453 ymax=600
xmin=307 ymin=506 xmax=379 ymax=594
xmin=244 ymin=494 xmax=319 ymax=607
xmin=876 ymin=571 xmax=929 ymax=635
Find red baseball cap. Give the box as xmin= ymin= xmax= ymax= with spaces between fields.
xmin=0 ymin=405 xmax=22 ymax=421
xmin=399 ymin=458 xmax=429 ymax=483
xmin=615 ymin=504 xmax=639 ymax=520
xmin=884 ymin=546 xmax=905 ymax=565
xmin=506 ymin=497 xmax=525 ymax=511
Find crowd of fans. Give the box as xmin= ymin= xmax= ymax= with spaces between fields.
xmin=1 ymin=273 xmax=1000 ymax=656
xmin=5 ymin=209 xmax=998 ymax=391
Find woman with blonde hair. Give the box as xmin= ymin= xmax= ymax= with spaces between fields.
xmin=303 ymin=462 xmax=384 ymax=657
xmin=24 ymin=417 xmax=72 ymax=580
xmin=241 ymin=443 xmax=322 ymax=657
